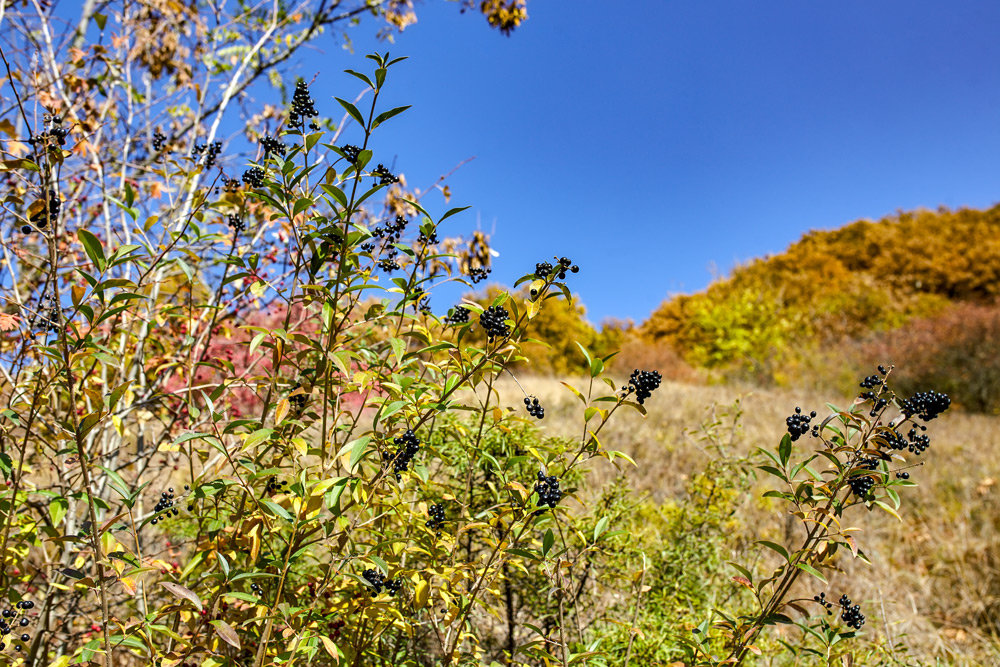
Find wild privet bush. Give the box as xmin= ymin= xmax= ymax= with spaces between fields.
xmin=0 ymin=51 xmax=663 ymax=665
xmin=678 ymin=366 xmax=952 ymax=665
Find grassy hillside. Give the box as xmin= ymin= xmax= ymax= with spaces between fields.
xmin=640 ymin=205 xmax=1000 ymax=393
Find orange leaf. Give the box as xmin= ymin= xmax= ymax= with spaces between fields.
xmin=0 ymin=313 xmax=19 ymax=331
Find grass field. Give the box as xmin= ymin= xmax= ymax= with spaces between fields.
xmin=491 ymin=375 xmax=1000 ymax=665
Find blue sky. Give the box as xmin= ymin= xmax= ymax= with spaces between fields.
xmin=313 ymin=0 xmax=1000 ymax=324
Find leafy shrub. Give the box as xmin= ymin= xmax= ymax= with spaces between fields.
xmin=856 ymin=301 xmax=1000 ymax=413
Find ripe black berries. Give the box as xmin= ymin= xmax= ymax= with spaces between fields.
xmin=242 ymin=166 xmax=265 ymax=188
xmin=534 ymin=471 xmax=562 ymax=509
xmin=361 ymin=569 xmax=401 ymax=597
xmin=264 ymin=477 xmax=288 ymax=495
xmin=859 ymin=375 xmax=882 ymax=390
xmin=260 ymin=135 xmax=288 ymax=159
xmin=839 ymin=594 xmax=865 ymax=630
xmin=387 ymin=430 xmax=420 ymax=480
xmin=150 ymin=488 xmax=181 ymax=525
xmin=192 ymin=141 xmax=222 ymax=168
xmin=288 ymin=80 xmax=318 ymax=130
xmin=426 ymin=503 xmax=445 ymax=531
xmin=151 ymin=131 xmax=167 ymax=152
xmin=444 ymin=306 xmax=470 ymax=325
xmin=479 ymin=305 xmax=510 ymax=342
xmin=785 ymin=407 xmax=816 ymax=441
xmin=899 ymin=391 xmax=951 ymax=422
xmin=626 ymin=369 xmax=662 ymax=405
xmin=340 ymin=144 xmax=361 ymax=164
xmin=0 ymin=601 xmax=32 ymax=653
xmin=227 ymin=214 xmax=245 ymax=233
xmin=468 ymin=266 xmax=491 ymax=284
xmin=524 ymin=396 xmax=544 ymax=419
xmin=535 ymin=257 xmax=579 ymax=280
xmin=28 ymin=189 xmax=61 ymax=229
xmin=848 ymin=456 xmax=880 ymax=498
xmin=371 ymin=163 xmax=399 ymax=185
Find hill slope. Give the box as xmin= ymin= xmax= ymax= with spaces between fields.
xmin=641 ymin=204 xmax=1000 ymax=389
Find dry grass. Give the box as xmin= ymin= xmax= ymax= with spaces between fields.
xmin=492 ymin=375 xmax=1000 ymax=664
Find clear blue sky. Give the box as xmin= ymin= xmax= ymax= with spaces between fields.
xmin=315 ymin=0 xmax=1000 ymax=324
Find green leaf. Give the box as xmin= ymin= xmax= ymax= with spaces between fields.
xmin=542 ymin=529 xmax=555 ymax=557
xmin=335 ymin=97 xmax=366 ymax=128
xmin=372 ymin=105 xmax=411 ymax=129
xmin=593 ymin=516 xmax=609 ymax=542
xmin=778 ymin=433 xmax=792 ymax=467
xmin=344 ymin=69 xmax=374 ymax=89
xmin=260 ymin=499 xmax=293 ymax=522
xmin=757 ymin=540 xmax=790 ymax=561
xmin=794 ymin=562 xmax=827 ymax=583
xmin=94 ymin=12 xmax=107 ymax=29
xmin=439 ymin=206 xmax=470 ymax=223
xmin=78 ymin=229 xmax=106 ymax=271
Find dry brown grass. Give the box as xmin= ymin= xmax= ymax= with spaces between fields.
xmin=493 ymin=375 xmax=1000 ymax=664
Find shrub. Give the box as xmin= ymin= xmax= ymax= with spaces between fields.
xmin=856 ymin=301 xmax=1000 ymax=413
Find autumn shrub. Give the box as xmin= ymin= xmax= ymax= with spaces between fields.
xmin=855 ymin=301 xmax=1000 ymax=413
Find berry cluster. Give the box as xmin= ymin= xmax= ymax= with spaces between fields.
xmin=535 ymin=257 xmax=580 ymax=280
xmin=838 ymin=594 xmax=865 ymax=630
xmin=859 ymin=374 xmax=883 ymax=390
xmin=340 ymin=144 xmax=361 ymax=165
xmin=534 ymin=471 xmax=562 ymax=509
xmin=524 ymin=396 xmax=544 ymax=419
xmin=192 ymin=141 xmax=222 ymax=169
xmin=387 ymin=430 xmax=420 ymax=480
xmin=626 ymin=369 xmax=662 ymax=405
xmin=289 ymin=385 xmax=308 ymax=411
xmin=906 ymin=426 xmax=930 ymax=454
xmin=24 ymin=189 xmax=61 ymax=232
xmin=426 ymin=503 xmax=445 ymax=531
xmin=150 ymin=488 xmax=180 ymax=525
xmin=260 ymin=135 xmax=288 ymax=159
xmin=26 ymin=295 xmax=60 ymax=335
xmin=899 ymin=391 xmax=951 ymax=422
xmin=0 ymin=600 xmax=35 ymax=653
xmin=444 ymin=306 xmax=470 ymax=325
xmin=250 ymin=582 xmax=263 ymax=597
xmin=152 ymin=131 xmax=167 ymax=152
xmin=418 ymin=227 xmax=438 ymax=244
xmin=264 ymin=477 xmax=288 ymax=495
xmin=813 ymin=591 xmax=834 ymax=613
xmin=371 ymin=215 xmax=407 ymax=244
xmin=371 ymin=163 xmax=399 ymax=185
xmin=288 ymin=80 xmax=319 ymax=130
xmin=31 ymin=114 xmax=68 ymax=156
xmin=785 ymin=407 xmax=816 ymax=441
xmin=847 ymin=456 xmax=880 ymax=498
xmin=479 ymin=305 xmax=511 ymax=341
xmin=227 ymin=214 xmax=245 ymax=233
xmin=468 ymin=266 xmax=491 ymax=284
xmin=895 ymin=471 xmax=910 ymax=480
xmin=361 ymin=569 xmax=401 ymax=597
xmin=242 ymin=166 xmax=265 ymax=188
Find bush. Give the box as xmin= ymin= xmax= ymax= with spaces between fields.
xmin=856 ymin=301 xmax=1000 ymax=413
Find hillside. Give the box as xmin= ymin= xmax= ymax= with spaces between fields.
xmin=639 ymin=204 xmax=1000 ymax=401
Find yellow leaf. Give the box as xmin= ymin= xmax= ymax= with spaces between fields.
xmin=319 ymin=635 xmax=339 ymax=658
xmin=274 ymin=399 xmax=289 ymax=425
xmin=414 ymin=579 xmax=430 ymax=609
